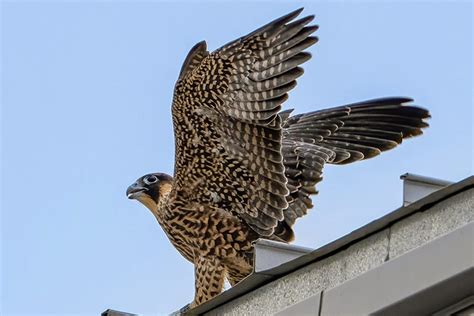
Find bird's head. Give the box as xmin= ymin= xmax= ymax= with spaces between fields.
xmin=126 ymin=173 xmax=174 ymax=212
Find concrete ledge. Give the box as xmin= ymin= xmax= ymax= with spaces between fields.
xmin=321 ymin=222 xmax=474 ymax=315
xmin=390 ymin=188 xmax=474 ymax=259
xmin=206 ymin=230 xmax=390 ymax=316
xmin=275 ymin=292 xmax=321 ymax=316
xmin=201 ymin=177 xmax=473 ymax=315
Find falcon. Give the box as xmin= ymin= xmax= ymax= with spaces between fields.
xmin=126 ymin=8 xmax=430 ymax=307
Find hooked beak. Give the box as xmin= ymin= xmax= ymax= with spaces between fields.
xmin=126 ymin=183 xmax=148 ymax=199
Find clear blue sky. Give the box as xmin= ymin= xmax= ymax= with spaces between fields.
xmin=1 ymin=1 xmax=472 ymax=315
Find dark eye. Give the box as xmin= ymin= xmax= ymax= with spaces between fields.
xmin=144 ymin=175 xmax=158 ymax=185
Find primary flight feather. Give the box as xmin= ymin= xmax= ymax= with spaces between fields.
xmin=126 ymin=8 xmax=430 ymax=307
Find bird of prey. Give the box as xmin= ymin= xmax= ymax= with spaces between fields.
xmin=126 ymin=8 xmax=430 ymax=307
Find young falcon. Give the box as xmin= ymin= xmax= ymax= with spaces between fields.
xmin=126 ymin=8 xmax=430 ymax=307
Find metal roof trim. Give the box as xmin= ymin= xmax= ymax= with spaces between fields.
xmin=400 ymin=173 xmax=454 ymax=187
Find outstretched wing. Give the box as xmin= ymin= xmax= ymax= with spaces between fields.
xmin=170 ymin=9 xmax=318 ymax=236
xmin=281 ymin=97 xmax=430 ymax=228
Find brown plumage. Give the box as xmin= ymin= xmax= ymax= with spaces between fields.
xmin=126 ymin=8 xmax=430 ymax=307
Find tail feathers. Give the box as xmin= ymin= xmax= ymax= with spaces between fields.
xmin=283 ymin=97 xmax=430 ymax=165
xmin=272 ymin=220 xmax=295 ymax=242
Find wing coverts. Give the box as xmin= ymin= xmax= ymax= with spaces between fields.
xmin=172 ymin=8 xmax=319 ymax=237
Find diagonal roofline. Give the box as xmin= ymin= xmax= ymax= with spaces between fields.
xmin=186 ymin=175 xmax=473 ymax=315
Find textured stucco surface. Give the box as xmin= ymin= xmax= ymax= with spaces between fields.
xmin=389 ymin=188 xmax=474 ymax=259
xmin=205 ymin=187 xmax=473 ymax=316
xmin=206 ymin=230 xmax=390 ymax=316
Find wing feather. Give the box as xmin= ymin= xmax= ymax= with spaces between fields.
xmin=170 ymin=9 xmax=317 ymax=236
xmin=168 ymin=10 xmax=429 ymax=242
xmin=279 ymin=98 xmax=430 ymax=232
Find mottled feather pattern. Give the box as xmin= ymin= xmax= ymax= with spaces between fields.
xmin=128 ymin=8 xmax=430 ymax=307
xmin=171 ymin=9 xmax=317 ymax=240
xmin=281 ymin=97 xmax=430 ymax=227
xmin=163 ymin=9 xmax=322 ymax=305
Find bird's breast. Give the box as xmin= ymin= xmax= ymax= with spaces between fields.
xmin=160 ymin=204 xmax=255 ymax=261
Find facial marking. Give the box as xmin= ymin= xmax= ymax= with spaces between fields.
xmin=135 ymin=194 xmax=159 ymax=212
xmin=159 ymin=182 xmax=173 ymax=198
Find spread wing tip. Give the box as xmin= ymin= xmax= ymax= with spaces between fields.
xmin=178 ymin=40 xmax=209 ymax=80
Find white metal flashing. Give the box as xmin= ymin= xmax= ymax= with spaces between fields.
xmin=253 ymin=239 xmax=313 ymax=273
xmin=401 ymin=173 xmax=453 ymax=206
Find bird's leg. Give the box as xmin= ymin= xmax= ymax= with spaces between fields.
xmin=192 ymin=256 xmax=226 ymax=307
xmin=224 ymin=257 xmax=253 ymax=287
xmin=226 ymin=268 xmax=251 ymax=287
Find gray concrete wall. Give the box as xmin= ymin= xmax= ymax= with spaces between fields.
xmin=205 ymin=188 xmax=474 ymax=316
